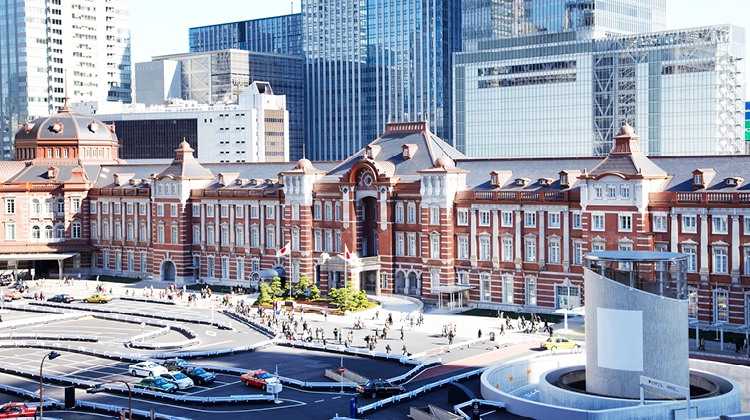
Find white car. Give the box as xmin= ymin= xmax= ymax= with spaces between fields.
xmin=160 ymin=371 xmax=194 ymax=390
xmin=128 ymin=362 xmax=168 ymax=377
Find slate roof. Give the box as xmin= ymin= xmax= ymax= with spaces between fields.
xmin=323 ymin=122 xmax=465 ymax=182
xmin=458 ymin=156 xmax=600 ymax=191
xmin=7 ymin=164 xmax=93 ymax=183
xmin=651 ymin=156 xmax=750 ymax=192
xmin=0 ymin=161 xmax=27 ymax=183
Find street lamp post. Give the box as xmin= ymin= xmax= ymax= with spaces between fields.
xmin=87 ymin=381 xmax=132 ymax=420
xmin=39 ymin=351 xmax=61 ymax=420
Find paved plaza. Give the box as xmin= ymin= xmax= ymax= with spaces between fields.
xmin=0 ymin=278 xmax=744 ymax=420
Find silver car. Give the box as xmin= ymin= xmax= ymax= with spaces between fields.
xmin=160 ymin=371 xmax=194 ymax=390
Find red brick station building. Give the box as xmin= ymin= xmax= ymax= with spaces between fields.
xmin=2 ymin=103 xmax=750 ymax=327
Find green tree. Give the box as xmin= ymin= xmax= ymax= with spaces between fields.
xmin=283 ymin=282 xmax=291 ymax=299
xmin=269 ymin=277 xmax=282 ymax=299
xmin=256 ymin=283 xmax=272 ymax=306
xmin=294 ymin=273 xmax=311 ymax=299
xmin=309 ymin=284 xmax=320 ymax=300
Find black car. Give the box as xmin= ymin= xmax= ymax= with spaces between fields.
xmin=48 ymin=294 xmax=75 ymax=303
xmin=0 ymin=278 xmax=11 ymax=286
xmin=356 ymin=380 xmax=405 ymax=398
xmin=183 ymin=366 xmax=215 ymax=385
xmin=162 ymin=358 xmax=193 ymax=372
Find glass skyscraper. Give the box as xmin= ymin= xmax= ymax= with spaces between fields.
xmin=462 ymin=0 xmax=666 ymax=51
xmin=454 ymin=24 xmax=746 ymax=157
xmin=189 ymin=14 xmax=302 ymax=56
xmin=302 ymin=0 xmax=462 ymax=161
xmin=0 ymin=0 xmax=132 ymax=159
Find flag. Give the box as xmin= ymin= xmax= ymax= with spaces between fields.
xmin=277 ymin=241 xmax=291 ymax=257
xmin=345 ymin=244 xmax=352 ymax=260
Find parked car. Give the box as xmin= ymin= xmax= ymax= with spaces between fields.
xmin=133 ymin=377 xmax=177 ymax=394
xmin=128 ymin=361 xmax=168 ymax=377
xmin=183 ymin=366 xmax=215 ymax=385
xmin=83 ymin=293 xmax=111 ymax=303
xmin=240 ymin=369 xmax=279 ymax=391
xmin=2 ymin=290 xmax=21 ymax=301
xmin=162 ymin=358 xmax=192 ymax=372
xmin=356 ymin=380 xmax=405 ymax=398
xmin=48 ymin=294 xmax=75 ymax=303
xmin=160 ymin=371 xmax=194 ymax=390
xmin=0 ymin=402 xmax=38 ymax=418
xmin=0 ymin=278 xmax=11 ymax=286
xmin=539 ymin=336 xmax=581 ymax=352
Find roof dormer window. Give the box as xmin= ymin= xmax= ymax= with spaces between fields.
xmin=538 ymin=178 xmax=554 ymax=187
xmin=47 ymin=167 xmax=58 ymax=180
xmin=365 ymin=145 xmax=381 ymax=160
xmin=515 ymin=178 xmax=530 ymax=187
xmin=401 ymin=144 xmax=418 ymax=160
xmin=692 ymin=169 xmax=715 ymax=190
xmin=724 ymin=177 xmax=743 ymax=188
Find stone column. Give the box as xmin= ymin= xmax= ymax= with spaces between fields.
xmin=229 ymin=203 xmax=235 ymax=245
xmin=538 ymin=210 xmax=546 ymax=269
xmin=670 ymin=213 xmax=679 ymax=253
xmin=700 ymin=214 xmax=709 ymax=282
xmin=492 ymin=210 xmax=499 ymax=268
xmin=562 ymin=210 xmax=570 ymax=272
xmin=470 ymin=209 xmax=477 ymax=267
xmin=731 ymin=215 xmax=740 ymax=283
xmin=375 ymin=268 xmax=381 ymax=296
xmin=200 ymin=203 xmax=206 ymax=244
xmin=514 ymin=210 xmax=522 ymax=268
xmin=214 ymin=204 xmax=219 ymax=244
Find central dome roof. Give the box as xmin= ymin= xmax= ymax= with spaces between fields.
xmin=15 ymin=106 xmax=116 ymax=143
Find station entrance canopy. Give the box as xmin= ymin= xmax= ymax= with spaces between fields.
xmin=0 ymin=253 xmax=77 ymax=281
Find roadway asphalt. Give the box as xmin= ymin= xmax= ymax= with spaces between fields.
xmin=0 ymin=279 xmax=591 ymax=420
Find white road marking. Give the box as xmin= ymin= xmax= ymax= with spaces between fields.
xmin=331 ymin=396 xmax=342 ymax=399
xmin=314 ymin=399 xmax=325 ymax=403
xmin=188 ymin=339 xmax=233 ymax=349
xmin=481 ymin=410 xmax=496 ymax=417
xmin=205 ymin=330 xmax=217 ymax=337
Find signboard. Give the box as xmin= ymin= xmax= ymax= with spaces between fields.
xmin=339 ymin=366 xmax=346 ymax=374
xmin=267 ymin=383 xmax=282 ymax=394
xmin=639 ymin=375 xmax=689 ymax=396
xmin=30 ymin=269 xmax=35 ymax=276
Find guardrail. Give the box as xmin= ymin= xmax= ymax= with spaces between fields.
xmin=408 ymin=337 xmax=489 ymax=360
xmin=357 ymin=366 xmax=489 ymax=415
xmin=222 ymin=309 xmax=279 ymax=338
xmin=0 ymin=333 xmax=97 ymax=342
xmin=454 ymin=399 xmax=506 ymax=419
xmin=27 ymin=300 xmax=232 ymax=329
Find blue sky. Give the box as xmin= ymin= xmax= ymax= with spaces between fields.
xmin=130 ymin=0 xmax=749 ymax=70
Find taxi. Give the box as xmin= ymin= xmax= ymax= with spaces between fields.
xmin=240 ymin=369 xmax=279 ymax=391
xmin=133 ymin=377 xmax=177 ymax=393
xmin=539 ymin=336 xmax=581 ymax=352
xmin=0 ymin=402 xmax=37 ymax=418
xmin=2 ymin=290 xmax=22 ymax=301
xmin=83 ymin=293 xmax=111 ymax=303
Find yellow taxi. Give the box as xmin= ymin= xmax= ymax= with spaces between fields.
xmin=539 ymin=336 xmax=581 ymax=352
xmin=83 ymin=293 xmax=111 ymax=303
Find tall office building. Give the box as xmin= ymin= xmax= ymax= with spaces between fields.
xmin=302 ymin=0 xmax=462 ymax=161
xmin=144 ymin=50 xmax=305 ymax=161
xmin=462 ymin=0 xmax=666 ymax=51
xmin=455 ymin=25 xmax=746 ymax=158
xmin=0 ymin=0 xmax=132 ymax=160
xmin=189 ymin=14 xmax=302 ymax=56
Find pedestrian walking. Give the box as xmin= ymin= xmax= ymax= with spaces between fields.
xmin=478 ymin=329 xmax=482 ymax=339
xmin=549 ymin=325 xmax=554 ymax=337
xmin=402 ymin=345 xmax=408 ymax=355
xmin=737 ymin=337 xmax=743 ymax=353
xmin=401 ymin=326 xmax=404 ymax=340
xmin=385 ymin=344 xmax=391 ymax=354
xmin=448 ymin=331 xmax=454 ymax=345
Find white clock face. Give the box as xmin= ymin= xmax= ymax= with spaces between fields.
xmin=52 ymin=122 xmax=63 ymax=133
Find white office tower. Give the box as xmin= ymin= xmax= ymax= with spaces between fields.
xmin=72 ymin=81 xmax=289 ymax=163
xmin=0 ymin=0 xmax=132 ymax=160
xmin=134 ymin=60 xmax=181 ymax=106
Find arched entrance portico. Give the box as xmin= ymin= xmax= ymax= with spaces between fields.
xmin=162 ymin=261 xmax=176 ymax=282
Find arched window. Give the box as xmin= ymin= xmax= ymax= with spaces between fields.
xmin=408 ymin=272 xmax=418 ymax=289
xmin=56 ymin=225 xmax=65 ymax=240
xmin=44 ymin=199 xmax=53 ymax=214
xmin=44 ymin=225 xmax=53 ymax=240
xmin=31 ymin=226 xmax=40 ymax=240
